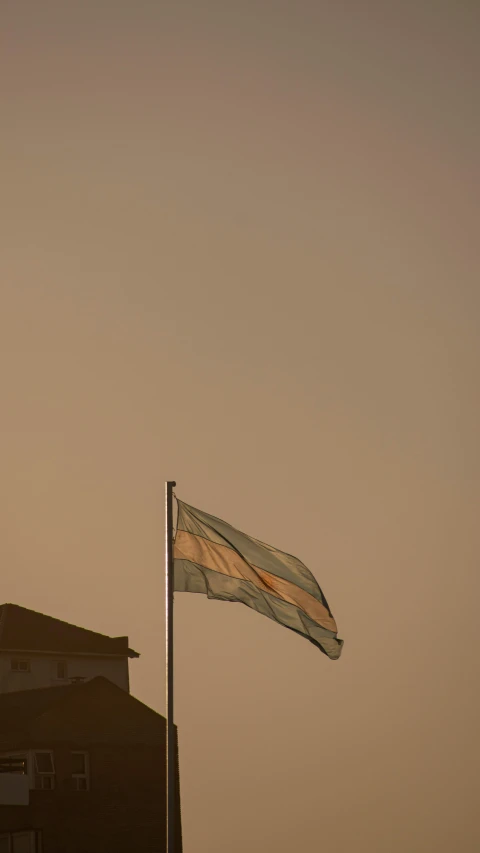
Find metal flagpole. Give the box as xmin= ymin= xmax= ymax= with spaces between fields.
xmin=165 ymin=480 xmax=176 ymax=853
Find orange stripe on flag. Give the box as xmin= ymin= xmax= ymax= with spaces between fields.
xmin=174 ymin=530 xmax=337 ymax=633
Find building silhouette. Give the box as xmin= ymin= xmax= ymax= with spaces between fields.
xmin=0 ymin=604 xmax=139 ymax=694
xmin=0 ymin=606 xmax=181 ymax=853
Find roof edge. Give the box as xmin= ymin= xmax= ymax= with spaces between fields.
xmin=0 ymin=676 xmax=177 ymax=730
xmin=0 ymin=647 xmax=140 ymax=659
xmin=0 ymin=605 xmax=140 ymax=658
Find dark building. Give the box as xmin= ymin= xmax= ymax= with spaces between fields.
xmin=0 ymin=604 xmax=139 ymax=695
xmin=0 ymin=677 xmax=182 ymax=852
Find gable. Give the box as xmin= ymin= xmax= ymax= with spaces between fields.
xmin=1 ymin=678 xmax=168 ymax=747
xmin=0 ymin=604 xmax=139 ymax=658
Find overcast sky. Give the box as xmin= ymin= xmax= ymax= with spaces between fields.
xmin=2 ymin=2 xmax=479 ymax=851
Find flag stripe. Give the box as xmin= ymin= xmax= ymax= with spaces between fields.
xmin=174 ymin=529 xmax=338 ymax=633
xmin=174 ymin=558 xmax=343 ymax=659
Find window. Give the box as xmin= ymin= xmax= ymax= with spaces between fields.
xmin=56 ymin=661 xmax=67 ymax=680
xmin=71 ymin=751 xmax=89 ymax=791
xmin=10 ymin=660 xmax=30 ymax=673
xmin=0 ymin=833 xmax=37 ymax=853
xmin=1 ymin=751 xmax=57 ymax=792
xmin=11 ymin=834 xmax=35 ymax=853
xmin=34 ymin=752 xmax=55 ymax=790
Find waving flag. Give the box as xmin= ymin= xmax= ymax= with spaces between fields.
xmin=173 ymin=500 xmax=343 ymax=660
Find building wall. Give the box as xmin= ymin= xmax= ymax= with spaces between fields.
xmin=0 ymin=654 xmax=129 ymax=694
xmin=0 ymin=742 xmax=182 ymax=853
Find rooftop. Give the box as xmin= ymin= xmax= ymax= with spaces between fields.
xmin=0 ymin=676 xmax=169 ymax=747
xmin=0 ymin=604 xmax=139 ymax=658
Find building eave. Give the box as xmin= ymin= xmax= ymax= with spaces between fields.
xmin=0 ymin=648 xmax=140 ymax=660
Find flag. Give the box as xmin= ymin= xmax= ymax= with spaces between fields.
xmin=173 ymin=500 xmax=343 ymax=660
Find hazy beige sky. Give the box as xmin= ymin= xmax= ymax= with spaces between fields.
xmin=2 ymin=2 xmax=479 ymax=850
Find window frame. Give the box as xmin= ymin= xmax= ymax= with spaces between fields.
xmin=0 ymin=831 xmax=37 ymax=853
xmin=0 ymin=750 xmax=57 ymax=792
xmin=55 ymin=660 xmax=68 ymax=680
xmin=33 ymin=751 xmax=55 ymax=791
xmin=10 ymin=659 xmax=31 ymax=673
xmin=71 ymin=751 xmax=89 ymax=791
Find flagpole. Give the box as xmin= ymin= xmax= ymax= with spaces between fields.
xmin=165 ymin=480 xmax=176 ymax=853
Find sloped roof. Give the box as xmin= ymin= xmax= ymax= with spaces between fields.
xmin=0 ymin=604 xmax=139 ymax=658
xmin=0 ymin=682 xmax=70 ymax=734
xmin=0 ymin=677 xmax=170 ymax=748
